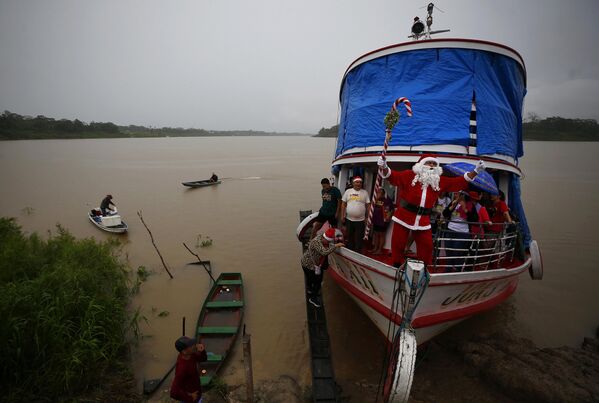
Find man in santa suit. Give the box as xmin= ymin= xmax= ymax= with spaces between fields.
xmin=377 ymin=155 xmax=486 ymax=267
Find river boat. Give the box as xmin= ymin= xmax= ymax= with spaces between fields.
xmin=196 ymin=272 xmax=244 ymax=387
xmin=88 ymin=208 xmax=128 ymax=233
xmin=297 ymin=6 xmax=543 ymax=399
xmin=182 ymin=179 xmax=221 ymax=188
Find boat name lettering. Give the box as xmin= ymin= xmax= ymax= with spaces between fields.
xmin=441 ymin=280 xmax=510 ymax=307
xmin=333 ymin=256 xmax=382 ymax=300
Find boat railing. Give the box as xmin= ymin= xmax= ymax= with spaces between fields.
xmin=430 ymin=222 xmax=523 ymax=272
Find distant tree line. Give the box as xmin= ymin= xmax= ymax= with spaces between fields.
xmin=314 ymin=125 xmax=339 ymax=137
xmin=522 ymin=115 xmax=599 ymax=141
xmin=0 ymin=111 xmax=120 ymax=139
xmin=314 ymin=117 xmax=599 ymax=141
xmin=0 ymin=110 xmax=309 ymax=140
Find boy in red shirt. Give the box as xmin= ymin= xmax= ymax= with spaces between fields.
xmin=170 ymin=336 xmax=208 ymax=403
xmin=488 ymin=192 xmax=512 ymax=233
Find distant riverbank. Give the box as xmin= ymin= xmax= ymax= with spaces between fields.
xmin=313 ymin=117 xmax=599 ymax=141
xmin=0 ymin=111 xmax=311 ymax=140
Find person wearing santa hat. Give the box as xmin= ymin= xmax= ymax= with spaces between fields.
xmin=300 ymin=227 xmax=344 ymax=307
xmin=377 ymin=155 xmax=485 ymax=267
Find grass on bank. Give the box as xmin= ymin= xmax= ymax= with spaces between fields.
xmin=0 ymin=217 xmax=142 ymax=402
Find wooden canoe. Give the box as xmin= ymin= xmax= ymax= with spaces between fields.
xmin=182 ymin=179 xmax=221 ymax=188
xmin=196 ymin=272 xmax=244 ymax=387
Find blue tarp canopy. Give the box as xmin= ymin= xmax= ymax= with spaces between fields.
xmin=336 ymin=48 xmax=526 ymax=160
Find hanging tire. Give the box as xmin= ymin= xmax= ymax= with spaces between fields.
xmin=528 ymin=239 xmax=543 ymax=280
xmin=388 ymin=328 xmax=417 ymax=403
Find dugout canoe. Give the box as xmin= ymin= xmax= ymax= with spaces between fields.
xmin=196 ymin=272 xmax=244 ymax=387
xmin=182 ymin=179 xmax=221 ymax=188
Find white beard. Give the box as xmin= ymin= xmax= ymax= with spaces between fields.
xmin=412 ymin=163 xmax=443 ymax=191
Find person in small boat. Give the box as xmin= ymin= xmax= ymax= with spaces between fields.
xmin=300 ymin=227 xmax=344 ymax=308
xmin=311 ymin=178 xmax=342 ymax=239
xmin=209 ymin=172 xmax=218 ymax=182
xmin=100 ymin=194 xmax=115 ymax=216
xmin=369 ymin=187 xmax=394 ymax=255
xmin=170 ymin=336 xmax=207 ymax=403
xmin=377 ymin=155 xmax=485 ymax=268
xmin=341 ymin=176 xmax=370 ymax=252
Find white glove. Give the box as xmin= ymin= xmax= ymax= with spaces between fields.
xmin=377 ymin=156 xmax=388 ymax=170
xmin=474 ymin=160 xmax=486 ymax=174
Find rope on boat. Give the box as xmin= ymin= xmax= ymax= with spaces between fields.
xmin=375 ymin=260 xmax=430 ymax=403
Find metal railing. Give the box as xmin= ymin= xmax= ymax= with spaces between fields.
xmin=430 ymin=221 xmax=522 ymax=272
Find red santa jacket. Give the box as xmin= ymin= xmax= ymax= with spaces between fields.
xmin=387 ymin=170 xmax=471 ymax=230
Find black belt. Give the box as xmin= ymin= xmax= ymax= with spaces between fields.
xmin=399 ymin=199 xmax=432 ymax=216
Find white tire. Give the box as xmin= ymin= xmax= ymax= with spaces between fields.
xmin=529 ymin=239 xmax=543 ymax=280
xmin=388 ymin=328 xmax=417 ymax=403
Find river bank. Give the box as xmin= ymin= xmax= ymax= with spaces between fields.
xmin=144 ymin=313 xmax=599 ymax=402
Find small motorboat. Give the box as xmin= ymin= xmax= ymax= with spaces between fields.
xmin=196 ymin=272 xmax=244 ymax=387
xmin=88 ymin=208 xmax=128 ymax=233
xmin=182 ymin=179 xmax=221 ymax=188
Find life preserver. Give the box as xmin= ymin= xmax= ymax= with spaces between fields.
xmin=528 ymin=239 xmax=543 ymax=280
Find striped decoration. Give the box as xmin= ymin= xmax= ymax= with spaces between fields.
xmin=469 ymin=93 xmax=477 ymax=148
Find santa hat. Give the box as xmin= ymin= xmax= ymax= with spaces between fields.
xmin=417 ymin=154 xmax=440 ymax=166
xmin=323 ymin=228 xmax=336 ymax=242
xmin=352 ymin=176 xmax=363 ymax=183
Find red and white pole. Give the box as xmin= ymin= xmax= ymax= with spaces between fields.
xmin=363 ymin=97 xmax=412 ymax=241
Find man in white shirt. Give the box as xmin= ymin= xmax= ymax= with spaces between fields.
xmin=341 ymin=176 xmax=370 ymax=252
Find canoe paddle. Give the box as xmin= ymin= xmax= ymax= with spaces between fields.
xmin=142 ymin=316 xmax=185 ymax=396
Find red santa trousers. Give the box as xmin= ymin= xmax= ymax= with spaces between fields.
xmin=391 ymin=223 xmax=433 ymax=266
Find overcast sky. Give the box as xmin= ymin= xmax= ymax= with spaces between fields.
xmin=1 ymin=0 xmax=598 ymax=133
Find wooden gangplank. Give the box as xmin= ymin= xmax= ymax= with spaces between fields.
xmin=300 ymin=210 xmax=341 ymax=403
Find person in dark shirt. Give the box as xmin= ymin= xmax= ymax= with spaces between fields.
xmin=170 ymin=336 xmax=208 ymax=403
xmin=210 ymin=172 xmax=218 ymax=182
xmin=310 ymin=178 xmax=342 ymax=239
xmin=100 ymin=194 xmax=115 ymax=216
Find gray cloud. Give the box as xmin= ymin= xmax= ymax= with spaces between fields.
xmin=1 ymin=0 xmax=598 ymax=132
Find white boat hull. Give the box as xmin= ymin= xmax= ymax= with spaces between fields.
xmin=88 ymin=213 xmax=128 ymax=234
xmin=327 ymin=247 xmax=528 ymax=344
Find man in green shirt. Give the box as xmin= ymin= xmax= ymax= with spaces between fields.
xmin=311 ymin=178 xmax=342 ymax=239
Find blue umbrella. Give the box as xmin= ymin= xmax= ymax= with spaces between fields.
xmin=444 ymin=162 xmax=498 ymax=195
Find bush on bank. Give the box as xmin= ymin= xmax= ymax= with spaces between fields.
xmin=0 ymin=217 xmax=139 ymax=401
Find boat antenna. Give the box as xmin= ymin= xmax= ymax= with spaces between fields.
xmin=409 ymin=2 xmax=450 ymax=40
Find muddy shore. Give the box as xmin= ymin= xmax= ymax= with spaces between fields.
xmin=144 ymin=319 xmax=598 ymax=403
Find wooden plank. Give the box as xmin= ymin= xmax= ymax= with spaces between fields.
xmin=217 ymin=279 xmax=243 ymax=285
xmin=200 ymin=376 xmax=212 ymax=386
xmin=207 ymin=353 xmax=223 ymax=362
xmin=206 ymin=300 xmax=244 ymax=308
xmin=198 ymin=326 xmax=238 ymax=334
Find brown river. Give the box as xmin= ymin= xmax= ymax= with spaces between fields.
xmin=0 ymin=137 xmax=598 ymax=397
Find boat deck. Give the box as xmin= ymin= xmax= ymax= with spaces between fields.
xmin=300 ymin=210 xmax=341 ymax=403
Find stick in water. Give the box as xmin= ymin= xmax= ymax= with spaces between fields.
xmin=142 ymin=316 xmax=186 ymax=395
xmin=182 ymin=242 xmax=216 ymax=284
xmin=137 ymin=210 xmax=174 ymax=279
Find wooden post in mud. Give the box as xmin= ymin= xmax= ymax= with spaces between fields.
xmin=242 ymin=325 xmax=254 ymax=403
